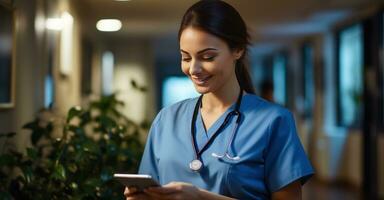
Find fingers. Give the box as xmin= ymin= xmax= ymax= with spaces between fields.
xmin=144 ymin=190 xmax=178 ymax=200
xmin=143 ymin=183 xmax=182 ymax=200
xmin=125 ymin=187 xmax=152 ymax=200
xmin=145 ymin=187 xmax=178 ymax=195
xmin=124 ymin=187 xmax=138 ymax=196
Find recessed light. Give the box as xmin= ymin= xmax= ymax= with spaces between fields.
xmin=96 ymin=19 xmax=122 ymax=32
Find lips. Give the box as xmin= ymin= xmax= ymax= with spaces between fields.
xmin=191 ymin=75 xmax=212 ymax=85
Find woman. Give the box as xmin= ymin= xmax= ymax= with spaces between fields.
xmin=125 ymin=0 xmax=314 ymax=199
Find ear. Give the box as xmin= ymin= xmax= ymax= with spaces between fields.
xmin=232 ymin=48 xmax=244 ymax=60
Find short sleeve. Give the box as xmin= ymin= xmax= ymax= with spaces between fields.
xmin=265 ymin=110 xmax=314 ymax=192
xmin=138 ymin=111 xmax=162 ymax=182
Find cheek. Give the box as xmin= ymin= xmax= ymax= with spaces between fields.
xmin=181 ymin=63 xmax=190 ymax=76
xmin=210 ymin=58 xmax=234 ymax=76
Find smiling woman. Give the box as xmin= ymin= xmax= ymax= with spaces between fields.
xmin=124 ymin=0 xmax=314 ymax=199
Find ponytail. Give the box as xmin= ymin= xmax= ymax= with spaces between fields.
xmin=235 ymin=59 xmax=255 ymax=94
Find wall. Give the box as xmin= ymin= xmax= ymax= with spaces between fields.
xmin=0 ymin=0 xmax=45 ymax=153
xmin=0 ymin=0 xmax=82 ymax=153
xmin=113 ymin=39 xmax=157 ymax=123
xmin=89 ymin=38 xmax=157 ymax=123
xmin=53 ymin=0 xmax=82 ymax=116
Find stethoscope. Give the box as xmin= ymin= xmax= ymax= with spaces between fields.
xmin=189 ymin=89 xmax=243 ymax=172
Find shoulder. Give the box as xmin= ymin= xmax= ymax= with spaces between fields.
xmin=242 ymin=94 xmax=292 ymax=120
xmin=154 ymin=97 xmax=198 ymax=122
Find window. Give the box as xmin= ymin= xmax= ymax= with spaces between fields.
xmin=44 ymin=75 xmax=54 ymax=108
xmin=44 ymin=48 xmax=55 ymax=108
xmin=337 ymin=24 xmax=363 ymax=127
xmin=0 ymin=5 xmax=13 ymax=107
xmin=162 ymin=76 xmax=199 ymax=108
xmin=273 ymin=54 xmax=287 ymax=106
xmin=302 ymin=44 xmax=315 ymax=118
xmin=102 ymin=51 xmax=114 ymax=95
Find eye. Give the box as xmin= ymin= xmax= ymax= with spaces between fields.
xmin=202 ymin=55 xmax=215 ymax=61
xmin=182 ymin=57 xmax=191 ymax=62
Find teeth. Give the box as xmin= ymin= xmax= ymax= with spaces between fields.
xmin=202 ymin=76 xmax=210 ymax=81
xmin=192 ymin=76 xmax=211 ymax=85
xmin=196 ymin=76 xmax=210 ymax=81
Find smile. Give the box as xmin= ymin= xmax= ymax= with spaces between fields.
xmin=191 ymin=75 xmax=212 ymax=85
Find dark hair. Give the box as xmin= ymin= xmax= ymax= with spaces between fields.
xmin=178 ymin=0 xmax=255 ymax=94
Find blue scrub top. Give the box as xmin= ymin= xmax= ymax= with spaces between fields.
xmin=139 ymin=94 xmax=314 ymax=199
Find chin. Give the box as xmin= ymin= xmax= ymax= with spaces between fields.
xmin=194 ymin=85 xmax=212 ymax=94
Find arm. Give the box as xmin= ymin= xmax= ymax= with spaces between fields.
xmin=271 ymin=180 xmax=302 ymax=200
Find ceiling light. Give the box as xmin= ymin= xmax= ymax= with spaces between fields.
xmin=96 ymin=19 xmax=122 ymax=32
xmin=114 ymin=0 xmax=132 ymax=1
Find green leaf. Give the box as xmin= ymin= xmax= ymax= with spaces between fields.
xmin=21 ymin=166 xmax=33 ymax=184
xmin=0 ymin=93 xmax=146 ymax=198
xmin=67 ymin=106 xmax=83 ymax=122
xmin=52 ymin=164 xmax=66 ymax=181
xmin=31 ymin=130 xmax=43 ymax=145
xmin=80 ymin=111 xmax=91 ymax=126
xmin=26 ymin=148 xmax=38 ymax=160
xmin=22 ymin=119 xmax=39 ymax=130
xmin=68 ymin=126 xmax=85 ymax=136
xmin=99 ymin=115 xmax=117 ymax=129
xmin=67 ymin=163 xmax=78 ymax=173
xmin=131 ymin=80 xmax=137 ymax=88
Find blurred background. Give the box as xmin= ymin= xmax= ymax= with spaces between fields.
xmin=0 ymin=0 xmax=384 ymax=199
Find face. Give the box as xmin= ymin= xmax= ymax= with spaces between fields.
xmin=179 ymin=27 xmax=243 ymax=94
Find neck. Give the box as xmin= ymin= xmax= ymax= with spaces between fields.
xmin=201 ymin=76 xmax=241 ymax=113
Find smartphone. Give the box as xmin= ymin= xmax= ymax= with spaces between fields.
xmin=113 ymin=174 xmax=160 ymax=192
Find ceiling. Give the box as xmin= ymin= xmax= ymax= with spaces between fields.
xmin=74 ymin=0 xmax=383 ymax=54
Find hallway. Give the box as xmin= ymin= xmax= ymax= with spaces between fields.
xmin=0 ymin=0 xmax=383 ymax=199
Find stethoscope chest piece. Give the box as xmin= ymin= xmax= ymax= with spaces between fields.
xmin=189 ymin=159 xmax=203 ymax=172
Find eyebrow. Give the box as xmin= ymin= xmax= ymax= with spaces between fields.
xmin=180 ymin=47 xmax=218 ymax=55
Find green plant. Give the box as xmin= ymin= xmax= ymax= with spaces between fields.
xmin=0 ymin=94 xmax=147 ymax=199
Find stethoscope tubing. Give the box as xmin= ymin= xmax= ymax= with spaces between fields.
xmin=190 ymin=89 xmax=243 ymax=170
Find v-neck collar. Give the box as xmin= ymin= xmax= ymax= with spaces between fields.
xmin=197 ymin=102 xmax=237 ymax=139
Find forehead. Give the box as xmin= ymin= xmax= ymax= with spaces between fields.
xmin=179 ymin=27 xmax=227 ymax=53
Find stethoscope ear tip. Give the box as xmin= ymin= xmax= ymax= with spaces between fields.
xmin=211 ymin=152 xmax=223 ymax=158
xmin=211 ymin=152 xmax=241 ymax=161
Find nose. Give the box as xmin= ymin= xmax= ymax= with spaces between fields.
xmin=189 ymin=59 xmax=202 ymax=75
